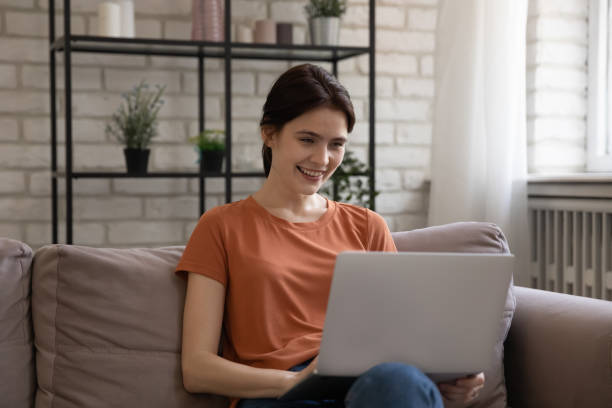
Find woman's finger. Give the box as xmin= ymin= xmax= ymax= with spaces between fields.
xmin=440 ymin=391 xmax=469 ymax=401
xmin=438 ymin=383 xmax=469 ymax=394
xmin=442 ymin=392 xmax=468 ymax=402
xmin=439 ymin=384 xmax=483 ymax=403
xmin=463 ymin=388 xmax=480 ymax=403
xmin=458 ymin=372 xmax=485 ymax=386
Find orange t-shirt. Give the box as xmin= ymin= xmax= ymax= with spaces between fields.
xmin=175 ymin=196 xmax=396 ymax=404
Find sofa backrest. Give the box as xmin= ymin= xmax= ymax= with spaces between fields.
xmin=31 ymin=244 xmax=227 ymax=408
xmin=392 ymin=221 xmax=510 ymax=253
xmin=0 ymin=238 xmax=36 ymax=408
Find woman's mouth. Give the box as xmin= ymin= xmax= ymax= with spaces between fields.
xmin=297 ymin=166 xmax=325 ymax=180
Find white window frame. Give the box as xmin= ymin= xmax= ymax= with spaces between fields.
xmin=588 ymin=0 xmax=612 ymax=171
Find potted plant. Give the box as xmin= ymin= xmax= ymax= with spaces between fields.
xmin=105 ymin=81 xmax=165 ymax=174
xmin=189 ymin=129 xmax=225 ymax=173
xmin=304 ymin=0 xmax=347 ymax=46
xmin=320 ymin=150 xmax=378 ymax=207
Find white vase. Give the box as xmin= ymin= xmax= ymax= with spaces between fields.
xmin=309 ymin=17 xmax=340 ymax=46
xmin=118 ymin=0 xmax=135 ymax=38
xmin=98 ymin=2 xmax=121 ymax=37
xmin=237 ymin=25 xmax=253 ymax=43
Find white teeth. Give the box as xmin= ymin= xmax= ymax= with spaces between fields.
xmin=298 ymin=166 xmax=324 ymax=177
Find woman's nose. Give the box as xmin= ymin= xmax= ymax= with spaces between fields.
xmin=311 ymin=145 xmax=329 ymax=166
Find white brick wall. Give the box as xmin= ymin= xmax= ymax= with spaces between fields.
xmin=527 ymin=0 xmax=588 ymax=173
xmin=0 ymin=38 xmax=48 ymax=63
xmin=22 ymin=65 xmax=103 ymax=91
xmin=0 ymin=64 xmax=18 ymax=89
xmin=0 ymin=118 xmax=19 ymax=141
xmin=5 ymin=12 xmax=86 ymax=37
xmin=396 ymin=123 xmax=432 ymax=145
xmin=0 ymin=0 xmax=436 ymax=247
xmin=408 ymin=9 xmax=437 ymax=31
xmin=0 ymin=171 xmax=26 ymax=193
xmin=0 ymin=91 xmax=49 ymax=113
xmin=377 ymin=99 xmax=431 ymax=121
xmin=108 ymin=220 xmax=184 ymax=245
xmin=377 ymin=6 xmax=406 ymax=29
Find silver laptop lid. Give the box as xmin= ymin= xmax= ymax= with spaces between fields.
xmin=316 ymin=252 xmax=513 ymax=378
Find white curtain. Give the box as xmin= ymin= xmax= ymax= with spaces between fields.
xmin=428 ymin=0 xmax=529 ymax=285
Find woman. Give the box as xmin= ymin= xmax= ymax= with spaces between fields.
xmin=176 ymin=64 xmax=484 ymax=407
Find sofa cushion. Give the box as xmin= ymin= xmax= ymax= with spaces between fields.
xmin=392 ymin=222 xmax=515 ymax=408
xmin=0 ymin=238 xmax=36 ymax=408
xmin=31 ymin=244 xmax=227 ymax=408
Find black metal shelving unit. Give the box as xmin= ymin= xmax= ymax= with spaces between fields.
xmin=49 ymin=0 xmax=376 ymax=244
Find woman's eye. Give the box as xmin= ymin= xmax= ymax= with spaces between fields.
xmin=300 ymin=138 xmax=314 ymax=143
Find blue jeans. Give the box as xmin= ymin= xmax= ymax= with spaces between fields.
xmin=236 ymin=360 xmax=444 ymax=408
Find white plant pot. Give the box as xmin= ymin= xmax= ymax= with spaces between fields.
xmin=309 ymin=17 xmax=340 ymax=46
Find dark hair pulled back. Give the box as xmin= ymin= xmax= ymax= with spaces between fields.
xmin=260 ymin=63 xmax=355 ymax=177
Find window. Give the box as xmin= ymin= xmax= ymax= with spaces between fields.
xmin=588 ymin=0 xmax=612 ymax=171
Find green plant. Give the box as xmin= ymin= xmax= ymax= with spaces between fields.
xmin=304 ymin=0 xmax=347 ymax=18
xmin=105 ymin=80 xmax=165 ymax=149
xmin=320 ymin=150 xmax=378 ymax=208
xmin=188 ymin=129 xmax=225 ymax=151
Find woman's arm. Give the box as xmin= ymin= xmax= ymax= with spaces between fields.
xmin=181 ymin=272 xmax=306 ymax=398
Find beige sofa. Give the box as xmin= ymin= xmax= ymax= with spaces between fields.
xmin=1 ymin=222 xmax=611 ymax=408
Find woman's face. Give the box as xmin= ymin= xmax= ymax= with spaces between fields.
xmin=263 ymin=105 xmax=348 ymax=197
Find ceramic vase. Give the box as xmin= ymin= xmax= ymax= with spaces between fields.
xmin=191 ymin=0 xmax=224 ymax=41
xmin=309 ymin=17 xmax=340 ymax=46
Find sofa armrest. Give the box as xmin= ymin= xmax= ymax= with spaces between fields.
xmin=505 ymin=286 xmax=612 ymax=408
xmin=0 ymin=238 xmax=36 ymax=408
xmin=391 ymin=222 xmax=509 ymax=254
xmin=391 ymin=223 xmax=513 ymax=408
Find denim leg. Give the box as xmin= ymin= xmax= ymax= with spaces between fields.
xmin=344 ymin=363 xmax=443 ymax=408
xmin=237 ymin=399 xmax=341 ymax=408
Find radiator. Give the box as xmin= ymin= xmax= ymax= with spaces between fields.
xmin=529 ymin=198 xmax=612 ymax=300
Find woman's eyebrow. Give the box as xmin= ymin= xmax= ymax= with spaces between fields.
xmin=296 ymin=130 xmax=347 ymax=142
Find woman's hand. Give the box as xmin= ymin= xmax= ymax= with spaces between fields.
xmin=437 ymin=372 xmax=485 ymax=404
xmin=278 ymin=356 xmax=319 ymax=398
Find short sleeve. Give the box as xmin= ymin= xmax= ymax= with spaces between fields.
xmin=175 ymin=209 xmax=228 ymax=286
xmin=366 ymin=209 xmax=397 ymax=252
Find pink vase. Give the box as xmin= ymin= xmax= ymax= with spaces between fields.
xmin=192 ymin=0 xmax=224 ymax=41
xmin=191 ymin=0 xmax=204 ymax=40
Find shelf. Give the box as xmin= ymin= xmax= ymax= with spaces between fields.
xmin=51 ymin=36 xmax=370 ymax=61
xmin=53 ymin=171 xmax=266 ymax=179
xmin=53 ymin=170 xmax=370 ymax=179
xmin=49 ymin=0 xmax=376 ymax=243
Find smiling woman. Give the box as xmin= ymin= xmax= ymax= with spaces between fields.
xmin=259 ymin=64 xmax=355 ymax=178
xmin=175 ymin=64 xmax=479 ymax=408
xmin=253 ymin=64 xmax=353 ymax=221
xmin=258 ymin=106 xmax=348 ymax=210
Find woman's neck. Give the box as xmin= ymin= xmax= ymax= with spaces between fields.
xmin=252 ymin=179 xmax=327 ymax=221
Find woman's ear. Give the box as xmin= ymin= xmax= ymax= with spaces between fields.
xmin=260 ymin=125 xmax=277 ymax=148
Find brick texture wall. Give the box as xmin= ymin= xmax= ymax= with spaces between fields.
xmin=0 ymin=0 xmax=437 ymax=248
xmin=527 ymin=0 xmax=588 ymax=173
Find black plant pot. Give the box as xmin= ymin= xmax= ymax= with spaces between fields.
xmin=201 ymin=150 xmax=224 ymax=173
xmin=123 ymin=148 xmax=150 ymax=174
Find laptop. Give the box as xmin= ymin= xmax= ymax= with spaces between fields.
xmin=279 ymin=251 xmax=514 ymax=401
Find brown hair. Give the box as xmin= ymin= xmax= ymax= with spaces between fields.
xmin=259 ymin=63 xmax=355 ymax=177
